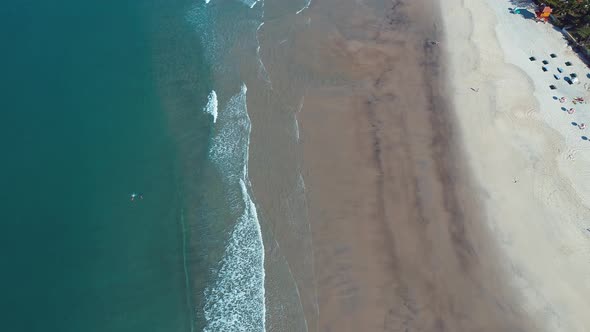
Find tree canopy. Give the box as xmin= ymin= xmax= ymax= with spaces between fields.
xmin=535 ymin=0 xmax=590 ymax=46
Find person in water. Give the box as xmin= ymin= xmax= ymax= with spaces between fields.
xmin=130 ymin=193 xmax=144 ymax=201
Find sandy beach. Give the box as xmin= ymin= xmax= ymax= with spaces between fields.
xmin=294 ymin=0 xmax=537 ymax=330
xmin=442 ymin=0 xmax=590 ymax=330
xmin=247 ymin=0 xmax=590 ymax=330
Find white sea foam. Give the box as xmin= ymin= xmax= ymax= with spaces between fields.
xmin=185 ymin=4 xmax=224 ymax=72
xmin=203 ymin=180 xmax=265 ymax=332
xmin=297 ymin=96 xmax=304 ymax=113
xmin=297 ymin=173 xmax=306 ymax=191
xmin=293 ymin=97 xmax=304 ymax=142
xmin=239 ymin=0 xmax=259 ymax=9
xmin=293 ymin=114 xmax=300 ymax=143
xmin=296 ymin=0 xmax=311 ymax=15
xmin=209 ymin=85 xmax=249 ymax=184
xmin=185 ymin=1 xmax=267 ymax=329
xmin=204 ymin=84 xmax=266 ymax=332
xmin=205 ymin=90 xmax=218 ymax=123
xmin=256 ymin=21 xmax=272 ymax=86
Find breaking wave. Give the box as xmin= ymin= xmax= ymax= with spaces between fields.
xmin=205 ymin=90 xmax=218 ymax=123
xmin=296 ymin=0 xmax=311 ymax=14
xmin=204 ymin=84 xmax=266 ymax=332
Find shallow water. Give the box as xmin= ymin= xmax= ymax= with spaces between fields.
xmin=156 ymin=0 xmax=314 ymax=330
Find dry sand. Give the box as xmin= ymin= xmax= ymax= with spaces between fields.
xmin=296 ymin=0 xmax=538 ymax=330
xmin=442 ymin=0 xmax=590 ymax=330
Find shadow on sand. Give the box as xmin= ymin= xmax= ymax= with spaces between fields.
xmin=509 ymin=7 xmax=536 ymax=20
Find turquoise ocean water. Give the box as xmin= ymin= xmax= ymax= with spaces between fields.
xmin=1 ymin=0 xmax=312 ymax=331
xmin=1 ymin=1 xmax=190 ymax=331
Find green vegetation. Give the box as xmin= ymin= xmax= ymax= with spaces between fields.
xmin=579 ymin=25 xmax=590 ymax=43
xmin=534 ymin=0 xmax=590 ymax=48
xmin=539 ymin=0 xmax=590 ymax=16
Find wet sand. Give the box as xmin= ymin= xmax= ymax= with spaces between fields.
xmin=295 ymin=0 xmax=536 ymax=330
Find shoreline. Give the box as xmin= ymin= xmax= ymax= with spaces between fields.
xmin=442 ymin=0 xmax=590 ymax=330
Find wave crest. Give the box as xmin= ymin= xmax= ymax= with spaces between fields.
xmin=204 ymin=84 xmax=266 ymax=332
xmin=205 ymin=90 xmax=218 ymax=123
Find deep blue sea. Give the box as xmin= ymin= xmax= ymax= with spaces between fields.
xmin=0 ymin=0 xmax=314 ymax=331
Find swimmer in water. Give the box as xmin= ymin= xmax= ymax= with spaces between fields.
xmin=131 ymin=192 xmax=144 ymax=201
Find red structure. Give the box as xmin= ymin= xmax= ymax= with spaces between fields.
xmin=536 ymin=4 xmax=552 ymax=22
